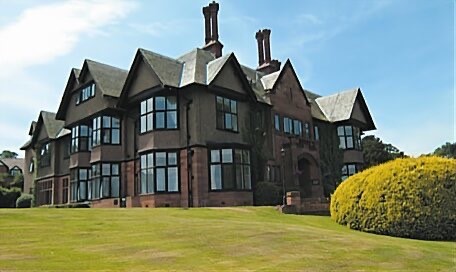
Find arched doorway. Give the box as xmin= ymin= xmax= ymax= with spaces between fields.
xmin=298 ymin=158 xmax=312 ymax=198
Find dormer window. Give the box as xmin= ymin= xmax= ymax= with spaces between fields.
xmin=76 ymin=83 xmax=96 ymax=105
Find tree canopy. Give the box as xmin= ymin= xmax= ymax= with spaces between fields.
xmin=362 ymin=135 xmax=403 ymax=168
xmin=433 ymin=142 xmax=456 ymax=158
xmin=0 ymin=150 xmax=19 ymax=159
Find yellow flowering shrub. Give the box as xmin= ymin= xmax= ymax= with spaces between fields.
xmin=330 ymin=156 xmax=456 ymax=240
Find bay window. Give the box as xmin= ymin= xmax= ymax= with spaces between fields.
xmin=70 ymin=168 xmax=90 ymax=202
xmin=337 ymin=125 xmax=362 ymax=150
xmin=89 ymin=163 xmax=120 ymax=200
xmin=210 ymin=148 xmax=251 ymax=190
xmin=140 ymin=96 xmax=177 ymax=133
xmin=92 ymin=116 xmax=120 ymax=146
xmin=139 ymin=151 xmax=179 ymax=194
xmin=341 ymin=164 xmax=358 ymax=181
xmin=71 ymin=125 xmax=91 ymax=153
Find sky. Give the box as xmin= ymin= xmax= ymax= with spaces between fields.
xmin=0 ymin=0 xmax=453 ymax=157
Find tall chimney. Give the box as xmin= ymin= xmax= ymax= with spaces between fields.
xmin=209 ymin=1 xmax=219 ymax=40
xmin=202 ymin=1 xmax=223 ymax=58
xmin=255 ymin=30 xmax=264 ymax=66
xmin=203 ymin=6 xmax=211 ymax=44
xmin=256 ymin=28 xmax=281 ymax=74
xmin=262 ymin=29 xmax=272 ymax=63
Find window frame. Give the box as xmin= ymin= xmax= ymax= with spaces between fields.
xmin=92 ymin=116 xmax=121 ymax=147
xmin=76 ymin=83 xmax=96 ymax=105
xmin=70 ymin=168 xmax=90 ymax=202
xmin=139 ymin=96 xmax=178 ymax=134
xmin=215 ymin=96 xmax=238 ymax=132
xmin=341 ymin=163 xmax=359 ymax=181
xmin=337 ymin=125 xmax=362 ymax=150
xmin=274 ymin=114 xmax=281 ymax=132
xmin=89 ymin=162 xmax=120 ymax=200
xmin=39 ymin=143 xmax=50 ymax=168
xmin=71 ymin=125 xmax=92 ymax=153
xmin=138 ymin=150 xmax=180 ymax=195
xmin=209 ymin=147 xmax=252 ymax=191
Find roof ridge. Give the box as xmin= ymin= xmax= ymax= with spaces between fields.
xmin=85 ymin=59 xmax=128 ymax=72
xmin=139 ymin=48 xmax=183 ymax=65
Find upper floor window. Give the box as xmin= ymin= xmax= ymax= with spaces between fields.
xmin=216 ymin=96 xmax=238 ymax=132
xmin=76 ymin=83 xmax=95 ymax=105
xmin=274 ymin=114 xmax=280 ymax=132
xmin=39 ymin=143 xmax=50 ymax=168
xmin=89 ymin=163 xmax=120 ymax=200
xmin=293 ymin=119 xmax=303 ymax=136
xmin=314 ymin=126 xmax=319 ymax=141
xmin=71 ymin=125 xmax=91 ymax=153
xmin=337 ymin=126 xmax=361 ymax=150
xmin=210 ymin=148 xmax=251 ymax=191
xmin=10 ymin=167 xmax=22 ymax=176
xmin=70 ymin=168 xmax=90 ymax=202
xmin=283 ymin=117 xmax=293 ymax=134
xmin=139 ymin=151 xmax=179 ymax=194
xmin=29 ymin=159 xmax=34 ymax=173
xmin=140 ymin=96 xmax=177 ymax=133
xmin=92 ymin=116 xmax=120 ymax=146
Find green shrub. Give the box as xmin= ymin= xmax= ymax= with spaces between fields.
xmin=51 ymin=203 xmax=91 ymax=208
xmin=330 ymin=156 xmax=456 ymax=240
xmin=254 ymin=181 xmax=282 ymax=206
xmin=0 ymin=187 xmax=21 ymax=208
xmin=16 ymin=194 xmax=33 ymax=208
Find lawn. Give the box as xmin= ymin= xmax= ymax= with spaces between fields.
xmin=0 ymin=207 xmax=454 ymax=271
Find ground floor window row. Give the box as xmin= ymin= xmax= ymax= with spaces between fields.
xmin=37 ymin=180 xmax=52 ymax=205
xmin=70 ymin=163 xmax=120 ymax=202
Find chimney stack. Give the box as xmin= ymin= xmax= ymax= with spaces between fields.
xmin=256 ymin=28 xmax=281 ymax=74
xmin=202 ymin=1 xmax=223 ymax=58
xmin=203 ymin=6 xmax=211 ymax=44
xmin=255 ymin=30 xmax=264 ymax=66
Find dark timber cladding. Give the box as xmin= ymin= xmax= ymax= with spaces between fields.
xmin=21 ymin=1 xmax=376 ymax=208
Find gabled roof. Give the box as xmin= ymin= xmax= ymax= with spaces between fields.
xmin=314 ymin=87 xmax=376 ymax=130
xmin=83 ymin=60 xmax=128 ymax=97
xmin=304 ymin=90 xmax=328 ymax=122
xmin=119 ymin=48 xmax=265 ymax=104
xmin=56 ymin=61 xmax=127 ymax=120
xmin=0 ymin=158 xmax=25 ymax=172
xmin=139 ymin=48 xmax=184 ymax=88
xmin=28 ymin=111 xmax=65 ymax=147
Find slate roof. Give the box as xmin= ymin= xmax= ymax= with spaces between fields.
xmin=0 ymin=158 xmax=25 ymax=171
xmin=315 ymin=88 xmax=359 ymax=123
xmin=304 ymin=90 xmax=328 ymax=122
xmin=41 ymin=111 xmax=65 ymax=139
xmin=85 ymin=60 xmax=128 ymax=98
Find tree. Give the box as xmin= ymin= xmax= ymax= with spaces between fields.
xmin=0 ymin=150 xmax=18 ymax=159
xmin=318 ymin=123 xmax=344 ymax=197
xmin=362 ymin=135 xmax=403 ymax=168
xmin=433 ymin=142 xmax=456 ymax=158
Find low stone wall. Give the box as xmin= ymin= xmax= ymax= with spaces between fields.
xmin=281 ymin=191 xmax=330 ymax=215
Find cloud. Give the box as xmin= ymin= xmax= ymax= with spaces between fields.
xmin=0 ymin=0 xmax=136 ymax=77
xmin=0 ymin=0 xmax=136 ymax=155
xmin=295 ymin=14 xmax=323 ymax=25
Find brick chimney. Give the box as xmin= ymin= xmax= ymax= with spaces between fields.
xmin=202 ymin=1 xmax=223 ymax=58
xmin=255 ymin=30 xmax=264 ymax=66
xmin=256 ymin=29 xmax=281 ymax=74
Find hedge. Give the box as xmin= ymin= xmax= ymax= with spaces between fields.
xmin=254 ymin=181 xmax=282 ymax=206
xmin=0 ymin=187 xmax=21 ymax=208
xmin=330 ymin=156 xmax=456 ymax=240
xmin=16 ymin=193 xmax=33 ymax=208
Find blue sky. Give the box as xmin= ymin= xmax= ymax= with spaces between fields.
xmin=0 ymin=0 xmax=453 ymax=156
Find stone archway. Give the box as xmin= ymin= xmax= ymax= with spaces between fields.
xmin=298 ymin=158 xmax=312 ymax=197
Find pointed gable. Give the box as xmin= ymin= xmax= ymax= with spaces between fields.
xmin=56 ymin=68 xmax=81 ymax=120
xmin=31 ymin=111 xmax=65 ymax=146
xmin=315 ymin=88 xmax=375 ymax=130
xmin=266 ymin=59 xmax=310 ymax=105
xmin=209 ymin=54 xmax=247 ymax=95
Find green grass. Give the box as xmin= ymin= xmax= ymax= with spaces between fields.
xmin=0 ymin=207 xmax=454 ymax=271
